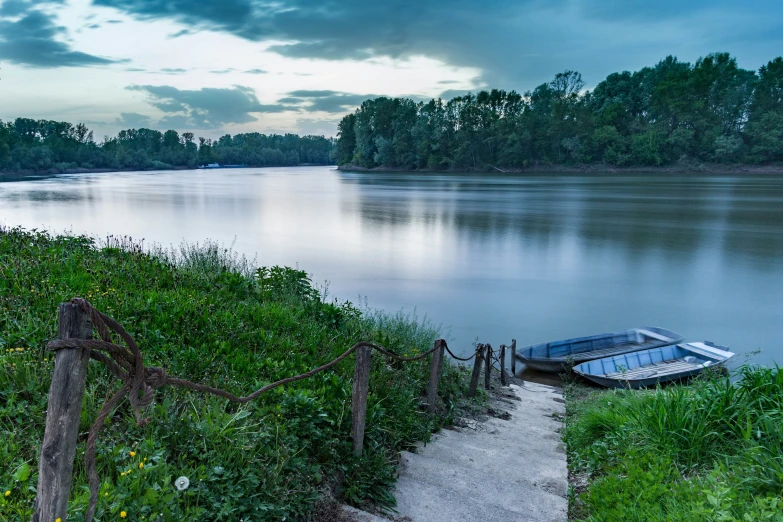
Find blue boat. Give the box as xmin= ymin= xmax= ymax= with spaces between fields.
xmin=573 ymin=341 xmax=736 ymax=389
xmin=515 ymin=327 xmax=683 ymax=372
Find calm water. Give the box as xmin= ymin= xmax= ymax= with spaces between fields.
xmin=2 ymin=167 xmax=782 ymax=367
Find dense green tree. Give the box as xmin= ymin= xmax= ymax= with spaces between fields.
xmin=335 ymin=52 xmax=783 ymax=169
xmin=0 ymin=119 xmax=335 ymax=173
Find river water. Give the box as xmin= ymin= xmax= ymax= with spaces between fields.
xmin=1 ymin=167 xmax=782 ymax=367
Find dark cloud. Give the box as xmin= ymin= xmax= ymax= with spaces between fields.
xmin=244 ymin=68 xmax=268 ymax=74
xmin=127 ymin=84 xmax=291 ymax=128
xmin=0 ymin=1 xmax=122 ymax=68
xmin=439 ymin=89 xmax=475 ymax=100
xmin=278 ymin=90 xmax=377 ymax=113
xmin=114 ymin=112 xmax=152 ymax=128
xmin=91 ymin=0 xmax=783 ymax=89
xmin=167 ymin=28 xmax=192 ymax=38
xmin=106 ymin=19 xmax=122 ymax=23
xmin=87 ymin=23 xmax=101 ymax=29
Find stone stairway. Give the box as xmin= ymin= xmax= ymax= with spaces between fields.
xmin=345 ymin=381 xmax=568 ymax=522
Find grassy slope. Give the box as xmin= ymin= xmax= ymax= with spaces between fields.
xmin=0 ymin=228 xmax=469 ymax=521
xmin=564 ymin=370 xmax=783 ymax=522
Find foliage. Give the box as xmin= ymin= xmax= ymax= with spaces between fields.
xmin=0 ymin=226 xmax=465 ymax=520
xmin=564 ymin=367 xmax=783 ymax=521
xmin=0 ymin=121 xmax=335 ymax=172
xmin=336 ymin=53 xmax=783 ymax=169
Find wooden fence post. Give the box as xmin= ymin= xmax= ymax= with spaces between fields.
xmin=484 ymin=343 xmax=493 ymax=390
xmin=351 ymin=344 xmax=372 ymax=457
xmin=427 ymin=341 xmax=444 ymax=414
xmin=33 ymin=302 xmax=93 ymax=522
xmin=511 ymin=339 xmax=517 ymax=376
xmin=468 ymin=344 xmax=484 ymax=397
xmin=500 ymin=344 xmax=507 ymax=386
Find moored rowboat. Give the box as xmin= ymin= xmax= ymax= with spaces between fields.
xmin=515 ymin=327 xmax=683 ymax=373
xmin=572 ymin=341 xmax=736 ymax=389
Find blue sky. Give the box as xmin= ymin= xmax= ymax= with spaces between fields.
xmin=1 ymin=0 xmax=782 ymax=138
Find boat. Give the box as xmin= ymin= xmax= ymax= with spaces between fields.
xmin=198 ymin=163 xmax=248 ymax=169
xmin=572 ymin=341 xmax=735 ymax=389
xmin=515 ymin=327 xmax=683 ymax=373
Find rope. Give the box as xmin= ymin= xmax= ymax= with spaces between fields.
xmin=444 ymin=344 xmax=477 ymax=361
xmin=45 ymin=299 xmax=456 ymax=521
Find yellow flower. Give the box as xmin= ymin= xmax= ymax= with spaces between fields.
xmin=56 ymin=519 xmax=62 ymax=522
xmin=129 ymin=451 xmax=136 ymax=457
xmin=138 ymin=462 xmax=144 ymax=469
xmin=120 ymin=512 xmax=127 ymax=519
xmin=4 ymin=490 xmax=10 ymax=497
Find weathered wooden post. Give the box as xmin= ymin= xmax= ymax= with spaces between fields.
xmin=511 ymin=339 xmax=517 ymax=376
xmin=500 ymin=344 xmax=507 ymax=386
xmin=351 ymin=344 xmax=372 ymax=456
xmin=484 ymin=343 xmax=493 ymax=390
xmin=427 ymin=340 xmax=445 ymax=414
xmin=468 ymin=344 xmax=485 ymax=397
xmin=33 ymin=302 xmax=93 ymax=522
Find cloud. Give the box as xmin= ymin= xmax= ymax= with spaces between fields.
xmin=439 ymin=89 xmax=475 ymax=100
xmin=92 ymin=0 xmax=783 ymax=89
xmin=244 ymin=68 xmax=268 ymax=74
xmin=114 ymin=112 xmax=152 ymax=128
xmin=0 ymin=1 xmax=123 ymax=68
xmin=210 ymin=68 xmax=236 ymax=74
xmin=127 ymin=84 xmax=291 ymax=128
xmin=160 ymin=67 xmax=188 ymax=74
xmin=279 ymin=90 xmax=377 ymax=113
xmin=295 ymin=117 xmax=341 ymax=137
xmin=167 ymin=28 xmax=192 ymax=38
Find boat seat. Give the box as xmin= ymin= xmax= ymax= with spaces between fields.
xmin=636 ymin=329 xmax=672 ymax=343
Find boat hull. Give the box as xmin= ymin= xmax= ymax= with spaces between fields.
xmin=515 ymin=326 xmax=683 ymax=373
xmin=573 ymin=341 xmax=735 ymax=389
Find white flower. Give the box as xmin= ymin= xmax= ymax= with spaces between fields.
xmin=175 ymin=476 xmax=190 ymax=491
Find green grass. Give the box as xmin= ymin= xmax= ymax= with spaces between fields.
xmin=0 ymin=227 xmax=470 ymax=521
xmin=564 ymin=369 xmax=783 ymax=522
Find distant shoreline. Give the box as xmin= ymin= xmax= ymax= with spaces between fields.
xmin=337 ymin=163 xmax=783 ymax=175
xmin=0 ymin=164 xmax=334 ymax=179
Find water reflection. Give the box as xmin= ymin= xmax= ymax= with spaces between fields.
xmin=1 ymin=168 xmax=782 ymax=367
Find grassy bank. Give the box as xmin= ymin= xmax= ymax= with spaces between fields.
xmin=564 ymin=369 xmax=783 ymax=521
xmin=0 ymin=227 xmax=470 ymax=521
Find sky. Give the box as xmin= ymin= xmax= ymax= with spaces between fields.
xmin=1 ymin=0 xmax=782 ymax=139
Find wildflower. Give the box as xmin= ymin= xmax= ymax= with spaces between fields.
xmin=129 ymin=451 xmax=136 ymax=457
xmin=138 ymin=462 xmax=144 ymax=469
xmin=175 ymin=476 xmax=190 ymax=491
xmin=4 ymin=490 xmax=10 ymax=497
xmin=56 ymin=519 xmax=61 ymax=522
xmin=16 ymin=348 xmax=23 ymax=352
xmin=120 ymin=511 xmax=127 ymax=518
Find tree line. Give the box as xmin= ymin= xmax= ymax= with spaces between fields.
xmin=336 ymin=53 xmax=783 ymax=169
xmin=0 ymin=120 xmax=336 ymax=173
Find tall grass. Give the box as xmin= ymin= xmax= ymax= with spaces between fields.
xmin=0 ymin=226 xmax=469 ymax=520
xmin=565 ymin=368 xmax=783 ymax=521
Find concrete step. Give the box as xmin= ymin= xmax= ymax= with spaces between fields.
xmin=409 ymin=429 xmax=567 ymax=497
xmin=394 ymin=473 xmax=565 ymax=522
xmin=397 ymin=450 xmax=566 ymax=518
